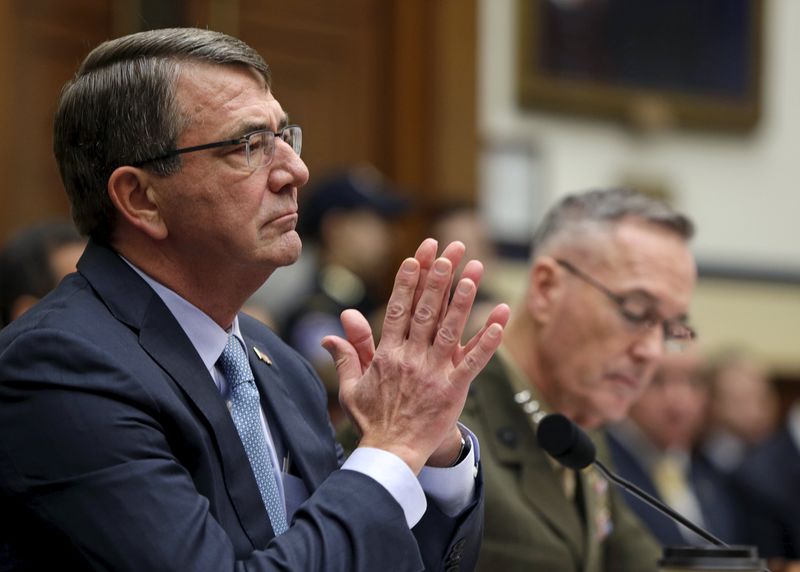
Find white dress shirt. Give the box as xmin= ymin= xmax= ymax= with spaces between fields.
xmin=124 ymin=257 xmax=477 ymax=528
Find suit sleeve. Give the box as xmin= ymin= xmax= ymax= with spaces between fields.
xmin=0 ymin=327 xmax=440 ymax=572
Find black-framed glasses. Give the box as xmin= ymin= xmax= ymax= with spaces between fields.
xmin=555 ymin=258 xmax=696 ymax=344
xmin=132 ymin=124 xmax=302 ymax=170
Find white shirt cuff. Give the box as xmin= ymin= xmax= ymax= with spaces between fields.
xmin=341 ymin=447 xmax=427 ymax=528
xmin=418 ymin=428 xmax=479 ymax=517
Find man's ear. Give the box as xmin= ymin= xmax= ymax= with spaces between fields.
xmin=107 ymin=166 xmax=168 ymax=240
xmin=527 ymin=256 xmax=563 ymax=324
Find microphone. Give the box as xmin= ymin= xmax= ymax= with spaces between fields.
xmin=536 ymin=413 xmax=727 ymax=547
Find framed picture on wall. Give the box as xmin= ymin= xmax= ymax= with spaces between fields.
xmin=517 ymin=0 xmax=763 ymax=132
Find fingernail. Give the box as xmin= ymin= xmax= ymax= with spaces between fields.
xmin=487 ymin=324 xmax=501 ymax=338
xmin=457 ymin=280 xmax=472 ymax=294
xmin=402 ymin=259 xmax=416 ymax=273
xmin=434 ymin=259 xmax=449 ymax=275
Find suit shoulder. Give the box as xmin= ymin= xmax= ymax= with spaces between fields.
xmin=0 ymin=274 xmax=105 ymax=344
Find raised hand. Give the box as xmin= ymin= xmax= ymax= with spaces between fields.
xmin=322 ymin=239 xmax=509 ymax=474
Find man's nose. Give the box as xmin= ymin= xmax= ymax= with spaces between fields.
xmin=268 ymin=139 xmax=309 ymax=192
xmin=630 ymin=323 xmax=665 ymax=364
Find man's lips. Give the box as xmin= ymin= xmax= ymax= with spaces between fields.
xmin=267 ymin=211 xmax=298 ymax=225
xmin=605 ymin=372 xmax=642 ymax=391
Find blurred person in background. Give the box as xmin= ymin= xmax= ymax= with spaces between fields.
xmin=460 ymin=187 xmax=697 ymax=572
xmin=284 ymin=164 xmax=410 ymax=429
xmin=607 ymin=347 xmax=747 ymax=547
xmin=701 ymin=348 xmax=778 ymax=473
xmin=733 ymin=398 xmax=800 ymax=572
xmin=0 ymin=219 xmax=86 ymax=327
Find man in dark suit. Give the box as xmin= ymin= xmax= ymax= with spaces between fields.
xmin=0 ymin=28 xmax=509 ymax=571
xmin=734 ymin=401 xmax=800 ymax=571
xmin=461 ymin=188 xmax=697 ymax=571
xmin=607 ymin=349 xmax=747 ymax=547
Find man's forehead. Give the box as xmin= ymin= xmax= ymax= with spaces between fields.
xmin=565 ymin=219 xmax=696 ymax=308
xmin=175 ymin=62 xmax=287 ymax=133
xmin=178 ymin=65 xmax=269 ymax=104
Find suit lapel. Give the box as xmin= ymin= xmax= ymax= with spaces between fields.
xmin=77 ymin=241 xmax=274 ymax=546
xmin=519 ymin=448 xmax=586 ymax=561
xmin=477 ymin=355 xmax=586 ymax=563
xmin=245 ymin=338 xmax=333 ymax=491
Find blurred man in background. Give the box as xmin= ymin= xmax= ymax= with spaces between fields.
xmin=0 ymin=219 xmax=86 ymax=326
xmin=734 ymin=398 xmax=800 ymax=572
xmin=702 ymin=349 xmax=778 ymax=473
xmin=608 ymin=348 xmax=747 ymax=546
xmin=461 ymin=187 xmax=697 ymax=572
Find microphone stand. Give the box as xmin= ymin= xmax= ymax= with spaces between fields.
xmin=594 ymin=460 xmax=773 ymax=572
xmin=593 ymin=459 xmax=727 ymax=547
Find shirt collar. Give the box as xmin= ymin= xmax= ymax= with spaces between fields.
xmin=120 ymin=255 xmax=242 ymax=375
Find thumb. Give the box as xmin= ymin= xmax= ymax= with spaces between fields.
xmin=321 ymin=335 xmax=362 ymax=388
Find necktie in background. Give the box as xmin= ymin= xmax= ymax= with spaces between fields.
xmin=218 ymin=335 xmax=289 ymax=535
xmin=653 ymin=453 xmax=705 ymax=542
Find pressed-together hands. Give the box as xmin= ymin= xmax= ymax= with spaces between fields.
xmin=321 ymin=239 xmax=510 ymax=474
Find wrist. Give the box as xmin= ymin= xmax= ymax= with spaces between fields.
xmin=426 ymin=428 xmax=470 ymax=468
xmin=447 ymin=434 xmax=470 ymax=467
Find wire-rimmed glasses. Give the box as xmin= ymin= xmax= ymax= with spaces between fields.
xmin=132 ymin=124 xmax=302 ymax=170
xmin=555 ymin=258 xmax=696 ymax=347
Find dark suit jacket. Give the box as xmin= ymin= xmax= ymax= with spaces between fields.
xmin=460 ymin=352 xmax=661 ymax=572
xmin=0 ymin=241 xmax=481 ymax=571
xmin=607 ymin=431 xmax=748 ymax=547
xmin=733 ymin=426 xmax=800 ymax=559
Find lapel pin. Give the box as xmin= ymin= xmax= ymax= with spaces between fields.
xmin=253 ymin=346 xmax=272 ymax=366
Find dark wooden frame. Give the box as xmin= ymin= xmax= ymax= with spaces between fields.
xmin=517 ymin=0 xmax=764 ymax=132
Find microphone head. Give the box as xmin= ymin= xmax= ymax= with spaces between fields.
xmin=536 ymin=413 xmax=597 ymax=470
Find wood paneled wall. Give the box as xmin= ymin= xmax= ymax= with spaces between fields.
xmin=0 ymin=0 xmax=477 ymax=246
xmin=0 ymin=0 xmax=115 ymax=241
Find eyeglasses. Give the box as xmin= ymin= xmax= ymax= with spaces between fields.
xmin=132 ymin=124 xmax=302 ymax=170
xmin=555 ymin=258 xmax=696 ymax=345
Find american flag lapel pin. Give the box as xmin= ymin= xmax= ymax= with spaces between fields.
xmin=253 ymin=346 xmax=272 ymax=366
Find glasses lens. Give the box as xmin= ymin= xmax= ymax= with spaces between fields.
xmin=664 ymin=321 xmax=695 ymax=341
xmin=251 ymin=130 xmax=275 ymax=169
xmin=284 ymin=125 xmax=302 ymax=157
xmin=618 ymin=296 xmax=659 ymax=327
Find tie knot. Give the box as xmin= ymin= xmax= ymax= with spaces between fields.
xmin=218 ymin=336 xmax=254 ymax=388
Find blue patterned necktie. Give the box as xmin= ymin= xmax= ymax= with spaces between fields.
xmin=217 ymin=335 xmax=288 ymax=535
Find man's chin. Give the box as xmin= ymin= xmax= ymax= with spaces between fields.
xmin=600 ymin=399 xmax=637 ymax=426
xmin=268 ymin=233 xmax=302 ymax=268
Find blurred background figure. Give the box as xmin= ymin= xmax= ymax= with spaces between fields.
xmin=608 ymin=348 xmax=747 ymax=547
xmin=733 ymin=398 xmax=800 ymax=572
xmin=701 ymin=349 xmax=779 ymax=474
xmin=0 ymin=219 xmax=86 ymax=327
xmin=283 ymin=164 xmax=411 ymax=429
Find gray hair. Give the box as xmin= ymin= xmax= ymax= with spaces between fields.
xmin=531 ymin=187 xmax=694 ymax=257
xmin=53 ymin=28 xmax=271 ymax=244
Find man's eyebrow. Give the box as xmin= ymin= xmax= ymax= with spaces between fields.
xmin=628 ymin=287 xmax=690 ymax=321
xmin=227 ymin=114 xmax=290 ymax=138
